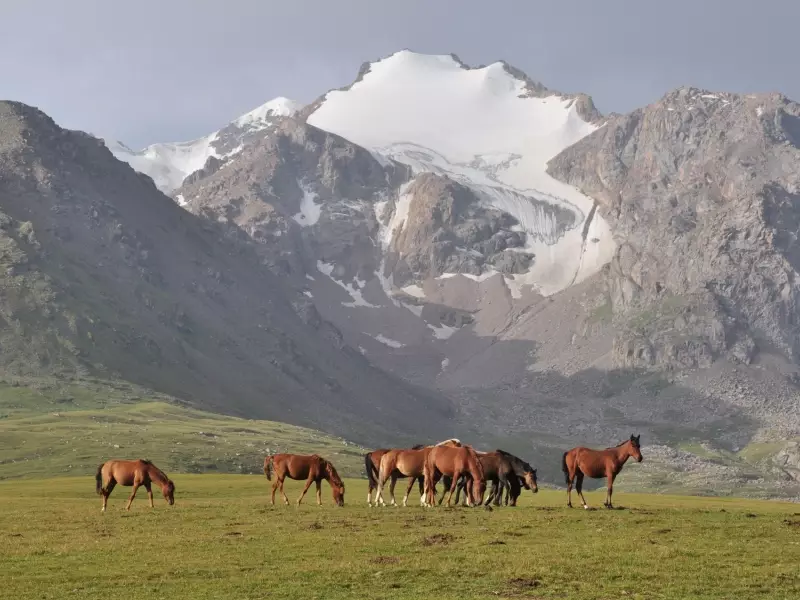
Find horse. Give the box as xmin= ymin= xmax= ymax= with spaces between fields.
xmin=95 ymin=459 xmax=175 ymax=512
xmin=264 ymin=453 xmax=345 ymax=506
xmin=562 ymin=434 xmax=642 ymax=509
xmin=451 ymin=449 xmax=538 ymax=507
xmin=374 ymin=439 xmax=461 ymax=507
xmin=365 ymin=445 xmax=425 ymax=507
xmin=424 ymin=444 xmax=486 ymax=507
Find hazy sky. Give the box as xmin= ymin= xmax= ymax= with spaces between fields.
xmin=3 ymin=0 xmax=798 ymax=148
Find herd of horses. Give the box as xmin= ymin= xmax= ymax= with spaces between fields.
xmin=95 ymin=435 xmax=643 ymax=511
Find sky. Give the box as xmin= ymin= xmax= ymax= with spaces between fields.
xmin=2 ymin=0 xmax=799 ymax=148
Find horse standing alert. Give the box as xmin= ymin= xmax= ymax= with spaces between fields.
xmin=95 ymin=459 xmax=175 ymax=512
xmin=562 ymin=435 xmax=643 ymax=509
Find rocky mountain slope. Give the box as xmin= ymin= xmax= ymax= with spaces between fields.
xmin=0 ymin=100 xmax=455 ymax=446
xmin=111 ymin=51 xmax=799 ymax=497
xmin=109 ymin=97 xmax=302 ymax=193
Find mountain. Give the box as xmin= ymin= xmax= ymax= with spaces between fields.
xmin=162 ymin=51 xmax=800 ymax=497
xmin=0 ymin=100 xmax=455 ymax=447
xmin=109 ymin=97 xmax=302 ymax=193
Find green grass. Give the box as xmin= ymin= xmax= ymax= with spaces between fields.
xmin=0 ymin=382 xmax=367 ymax=479
xmin=0 ymin=476 xmax=798 ymax=600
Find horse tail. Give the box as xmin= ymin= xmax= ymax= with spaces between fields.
xmin=263 ymin=455 xmax=273 ymax=481
xmin=364 ymin=453 xmax=378 ymax=488
xmin=95 ymin=463 xmax=104 ymax=495
xmin=561 ymin=451 xmax=570 ymax=485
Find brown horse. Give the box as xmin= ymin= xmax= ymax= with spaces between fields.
xmin=365 ymin=445 xmax=428 ymax=507
xmin=95 ymin=459 xmax=175 ymax=512
xmin=424 ymin=444 xmax=486 ymax=507
xmin=562 ymin=434 xmax=642 ymax=509
xmin=264 ymin=453 xmax=345 ymax=506
xmin=375 ymin=439 xmax=461 ymax=507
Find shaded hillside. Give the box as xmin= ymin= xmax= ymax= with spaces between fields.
xmin=0 ymin=101 xmax=454 ymax=446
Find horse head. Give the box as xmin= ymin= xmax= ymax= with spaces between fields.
xmin=522 ymin=466 xmax=538 ymax=494
xmin=629 ymin=434 xmax=643 ymax=462
xmin=324 ymin=461 xmax=345 ymax=506
xmin=162 ymin=479 xmax=175 ymax=505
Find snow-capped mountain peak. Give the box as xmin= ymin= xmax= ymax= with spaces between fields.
xmin=232 ymin=96 xmax=304 ymax=130
xmin=109 ymin=96 xmax=303 ymax=193
xmin=307 ymin=50 xmax=615 ymax=295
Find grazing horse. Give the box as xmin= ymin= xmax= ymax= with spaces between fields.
xmin=365 ymin=445 xmax=425 ymax=507
xmin=562 ymin=434 xmax=642 ymax=509
xmin=375 ymin=439 xmax=461 ymax=507
xmin=95 ymin=459 xmax=175 ymax=512
xmin=265 ymin=454 xmax=345 ymax=506
xmin=424 ymin=445 xmax=486 ymax=507
xmin=452 ymin=449 xmax=538 ymax=506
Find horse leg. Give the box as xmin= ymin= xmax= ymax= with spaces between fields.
xmin=402 ymin=477 xmax=416 ymax=507
xmin=566 ymin=469 xmax=574 ymax=508
xmin=297 ymin=477 xmax=314 ymax=506
xmin=125 ymin=483 xmax=140 ymax=511
xmin=437 ymin=475 xmax=450 ymax=506
xmin=315 ymin=480 xmax=322 ymax=506
xmin=446 ymin=470 xmax=461 ymax=507
xmin=375 ymin=469 xmax=388 ymax=507
xmin=388 ymin=474 xmax=400 ymax=507
xmin=576 ymin=472 xmax=589 ymax=509
xmin=417 ymin=477 xmax=425 ymax=506
xmin=453 ymin=477 xmax=462 ymax=505
xmin=101 ymin=479 xmax=116 ymax=512
xmin=279 ymin=477 xmax=290 ymax=505
xmin=144 ymin=482 xmax=154 ymax=508
xmin=271 ymin=479 xmax=279 ymax=505
xmin=605 ymin=472 xmax=615 ymax=509
xmin=488 ymin=478 xmax=500 ymax=506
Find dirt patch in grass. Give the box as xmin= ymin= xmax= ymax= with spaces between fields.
xmin=508 ymin=577 xmax=541 ymax=589
xmin=370 ymin=556 xmax=400 ymax=565
xmin=783 ymin=519 xmax=800 ymax=528
xmin=422 ymin=533 xmax=455 ymax=546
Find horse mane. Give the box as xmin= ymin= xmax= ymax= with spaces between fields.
xmin=323 ymin=459 xmax=343 ymax=487
xmin=411 ymin=444 xmax=425 ymax=450
xmin=435 ymin=438 xmax=461 ymax=447
xmin=606 ymin=439 xmax=630 ymax=450
xmin=142 ymin=460 xmax=172 ymax=487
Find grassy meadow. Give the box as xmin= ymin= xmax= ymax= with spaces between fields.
xmin=1 ymin=475 xmax=798 ymax=600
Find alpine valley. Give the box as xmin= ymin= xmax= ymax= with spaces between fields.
xmin=2 ymin=51 xmax=799 ymax=497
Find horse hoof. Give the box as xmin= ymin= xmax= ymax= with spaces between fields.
xmin=583 ymin=505 xmax=589 ymax=510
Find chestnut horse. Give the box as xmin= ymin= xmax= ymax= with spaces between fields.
xmin=424 ymin=444 xmax=486 ymax=507
xmin=95 ymin=459 xmax=175 ymax=512
xmin=562 ymin=434 xmax=642 ymax=509
xmin=374 ymin=439 xmax=461 ymax=507
xmin=264 ymin=453 xmax=345 ymax=506
xmin=365 ymin=445 xmax=425 ymax=507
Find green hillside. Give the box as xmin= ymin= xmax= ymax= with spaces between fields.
xmin=0 ymin=378 xmax=366 ymax=479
